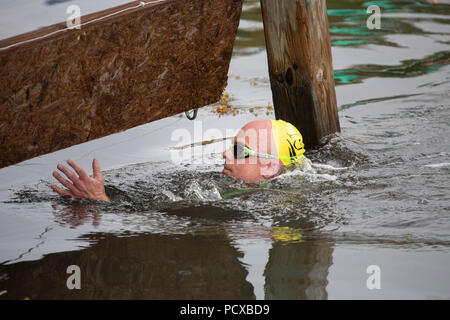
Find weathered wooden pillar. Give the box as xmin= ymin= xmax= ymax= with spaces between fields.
xmin=260 ymin=0 xmax=340 ymax=149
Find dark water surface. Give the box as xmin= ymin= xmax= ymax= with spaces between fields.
xmin=1 ymin=0 xmax=450 ymax=299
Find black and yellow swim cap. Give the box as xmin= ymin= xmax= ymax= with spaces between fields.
xmin=271 ymin=119 xmax=305 ymax=166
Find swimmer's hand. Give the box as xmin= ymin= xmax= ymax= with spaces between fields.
xmin=51 ymin=158 xmax=110 ymax=202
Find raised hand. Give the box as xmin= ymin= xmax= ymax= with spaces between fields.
xmin=51 ymin=158 xmax=110 ymax=202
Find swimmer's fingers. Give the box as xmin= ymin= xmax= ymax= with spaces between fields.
xmin=56 ymin=163 xmax=82 ymax=188
xmin=67 ymin=159 xmax=89 ymax=180
xmin=92 ymin=158 xmax=103 ymax=181
xmin=52 ymin=170 xmax=81 ymax=195
xmin=51 ymin=184 xmax=75 ymax=198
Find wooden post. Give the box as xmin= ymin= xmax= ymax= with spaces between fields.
xmin=260 ymin=0 xmax=340 ymax=149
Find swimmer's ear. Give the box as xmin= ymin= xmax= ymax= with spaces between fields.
xmin=260 ymin=159 xmax=282 ymax=179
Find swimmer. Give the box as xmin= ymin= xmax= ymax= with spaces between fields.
xmin=51 ymin=119 xmax=305 ymax=202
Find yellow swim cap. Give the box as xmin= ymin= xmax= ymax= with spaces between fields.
xmin=271 ymin=119 xmax=305 ymax=166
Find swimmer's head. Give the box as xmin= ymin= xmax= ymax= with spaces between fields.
xmin=222 ymin=119 xmax=305 ymax=183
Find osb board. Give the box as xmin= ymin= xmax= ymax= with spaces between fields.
xmin=0 ymin=0 xmax=243 ymax=168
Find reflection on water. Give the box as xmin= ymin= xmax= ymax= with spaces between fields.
xmin=0 ymin=232 xmax=256 ymax=299
xmin=0 ymin=225 xmax=334 ymax=299
xmin=264 ymin=240 xmax=334 ymax=300
xmin=1 ymin=0 xmax=450 ymax=299
xmin=0 ymin=225 xmax=335 ymax=299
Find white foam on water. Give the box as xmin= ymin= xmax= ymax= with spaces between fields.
xmin=424 ymin=162 xmax=450 ymax=168
xmin=273 ymin=157 xmax=339 ymax=183
xmin=312 ymin=163 xmax=350 ymax=171
xmin=183 ymin=180 xmax=223 ymax=201
xmin=161 ymin=190 xmax=183 ymax=202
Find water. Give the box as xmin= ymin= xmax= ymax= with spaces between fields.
xmin=1 ymin=0 xmax=450 ymax=299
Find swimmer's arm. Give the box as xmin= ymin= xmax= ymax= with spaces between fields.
xmin=51 ymin=158 xmax=111 ymax=202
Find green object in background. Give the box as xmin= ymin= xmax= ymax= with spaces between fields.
xmin=221 ymin=188 xmax=255 ymax=199
xmin=221 ymin=182 xmax=268 ymax=200
xmin=331 ymin=39 xmax=368 ymax=47
xmin=220 ymin=182 xmax=303 ymax=200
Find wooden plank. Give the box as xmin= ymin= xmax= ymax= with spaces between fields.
xmin=260 ymin=0 xmax=340 ymax=149
xmin=0 ymin=0 xmax=244 ymax=168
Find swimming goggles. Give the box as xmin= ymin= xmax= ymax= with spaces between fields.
xmin=230 ymin=142 xmax=303 ymax=163
xmin=230 ymin=143 xmax=278 ymax=160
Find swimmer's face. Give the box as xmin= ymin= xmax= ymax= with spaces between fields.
xmin=222 ymin=119 xmax=283 ymax=183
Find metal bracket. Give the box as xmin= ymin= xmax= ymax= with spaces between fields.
xmin=185 ymin=109 xmax=198 ymax=120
